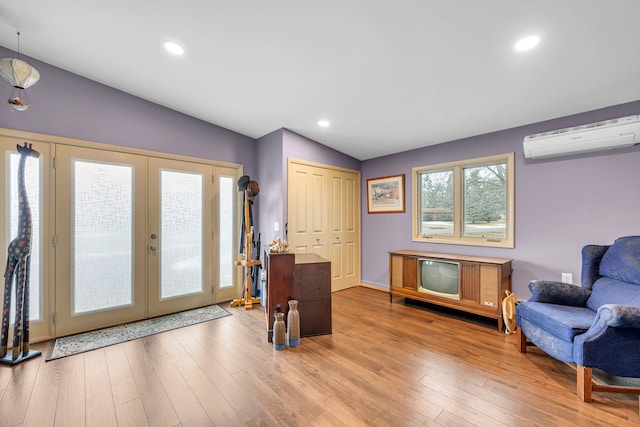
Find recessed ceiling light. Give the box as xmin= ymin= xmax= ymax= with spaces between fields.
xmin=164 ymin=41 xmax=184 ymax=55
xmin=318 ymin=119 xmax=330 ymax=127
xmin=514 ymin=35 xmax=541 ymax=52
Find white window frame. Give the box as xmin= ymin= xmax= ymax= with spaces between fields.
xmin=412 ymin=152 xmax=514 ymax=248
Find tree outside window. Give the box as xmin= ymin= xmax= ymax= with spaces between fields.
xmin=463 ymin=164 xmax=506 ymax=238
xmin=412 ymin=153 xmax=514 ymax=248
xmin=420 ymin=170 xmax=454 ymax=236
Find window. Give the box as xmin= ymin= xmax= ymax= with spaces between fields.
xmin=412 ymin=153 xmax=514 ymax=248
xmin=218 ymin=175 xmax=235 ymax=288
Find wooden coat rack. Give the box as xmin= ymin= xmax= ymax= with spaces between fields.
xmin=230 ymin=188 xmax=261 ymax=309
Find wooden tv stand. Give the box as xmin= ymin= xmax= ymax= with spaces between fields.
xmin=389 ymin=250 xmax=512 ymax=331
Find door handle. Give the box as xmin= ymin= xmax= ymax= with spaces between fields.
xmin=150 ymin=245 xmax=158 ymax=252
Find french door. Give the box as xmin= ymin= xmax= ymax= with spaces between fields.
xmin=147 ymin=158 xmax=213 ymax=316
xmin=54 ymin=146 xmax=148 ymax=336
xmin=54 ymin=146 xmax=239 ymax=336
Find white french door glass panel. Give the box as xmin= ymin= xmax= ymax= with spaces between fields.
xmin=55 ymin=145 xmax=147 ymax=336
xmin=1 ymin=138 xmax=50 ymax=342
xmin=160 ymin=170 xmax=203 ymax=299
xmin=148 ymin=158 xmax=213 ymax=316
xmin=8 ymin=153 xmax=41 ymax=320
xmin=218 ymin=175 xmax=234 ymax=289
xmin=73 ymin=161 xmax=134 ymax=313
xmin=212 ymin=167 xmax=241 ymax=303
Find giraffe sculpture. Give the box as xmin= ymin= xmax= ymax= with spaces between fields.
xmin=1 ymin=142 xmax=40 ymax=360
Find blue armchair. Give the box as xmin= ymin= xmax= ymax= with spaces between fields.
xmin=517 ymin=236 xmax=640 ymax=401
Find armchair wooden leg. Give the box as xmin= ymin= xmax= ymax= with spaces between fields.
xmin=577 ymin=365 xmax=593 ymax=402
xmin=517 ymin=327 xmax=527 ymax=353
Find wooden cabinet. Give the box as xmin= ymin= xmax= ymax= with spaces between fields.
xmin=389 ymin=250 xmax=512 ymax=331
xmin=265 ymin=252 xmax=332 ymax=342
xmin=265 ymin=253 xmax=295 ymax=342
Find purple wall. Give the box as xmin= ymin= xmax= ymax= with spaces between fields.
xmin=282 ymin=129 xmax=361 ymax=171
xmin=361 ymin=101 xmax=640 ymax=298
xmin=256 ymin=129 xmax=285 ymax=245
xmin=0 ymin=46 xmax=257 ymax=174
xmin=254 ymin=128 xmax=360 ymax=246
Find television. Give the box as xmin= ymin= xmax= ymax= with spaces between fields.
xmin=417 ymin=258 xmax=461 ymax=300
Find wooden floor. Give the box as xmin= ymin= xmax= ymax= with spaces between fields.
xmin=1 ymin=287 xmax=638 ymax=426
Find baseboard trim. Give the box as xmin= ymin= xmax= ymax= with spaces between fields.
xmin=358 ymin=283 xmax=389 ymax=293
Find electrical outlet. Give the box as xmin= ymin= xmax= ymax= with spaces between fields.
xmin=562 ymin=273 xmax=573 ymax=284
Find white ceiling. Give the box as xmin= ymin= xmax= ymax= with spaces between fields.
xmin=1 ymin=1 xmax=640 ymax=160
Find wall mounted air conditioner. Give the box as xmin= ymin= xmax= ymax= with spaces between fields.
xmin=523 ymin=115 xmax=640 ymax=159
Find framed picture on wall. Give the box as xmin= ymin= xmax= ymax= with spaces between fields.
xmin=367 ymin=174 xmax=405 ymax=214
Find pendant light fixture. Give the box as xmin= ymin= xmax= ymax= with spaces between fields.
xmin=0 ymin=30 xmax=40 ymax=111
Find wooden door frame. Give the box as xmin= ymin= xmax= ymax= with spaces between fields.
xmin=0 ymin=127 xmax=244 ymax=341
xmin=0 ymin=136 xmax=52 ymax=343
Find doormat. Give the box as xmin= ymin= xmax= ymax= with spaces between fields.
xmin=46 ymin=304 xmax=231 ymax=361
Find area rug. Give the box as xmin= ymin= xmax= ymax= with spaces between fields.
xmin=46 ymin=304 xmax=231 ymax=361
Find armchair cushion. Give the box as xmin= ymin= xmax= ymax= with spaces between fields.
xmin=528 ymin=280 xmax=591 ymax=306
xmin=517 ymin=302 xmax=594 ymax=342
xmin=599 ymin=235 xmax=640 ymax=285
xmin=586 ymin=277 xmax=640 ymax=311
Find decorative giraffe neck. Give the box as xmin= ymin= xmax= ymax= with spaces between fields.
xmin=1 ymin=142 xmax=41 ymax=361
xmin=16 ymin=143 xmax=39 ymax=253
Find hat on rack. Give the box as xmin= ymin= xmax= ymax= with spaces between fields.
xmin=237 ymin=175 xmax=250 ymax=191
xmin=247 ymin=180 xmax=260 ymax=201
